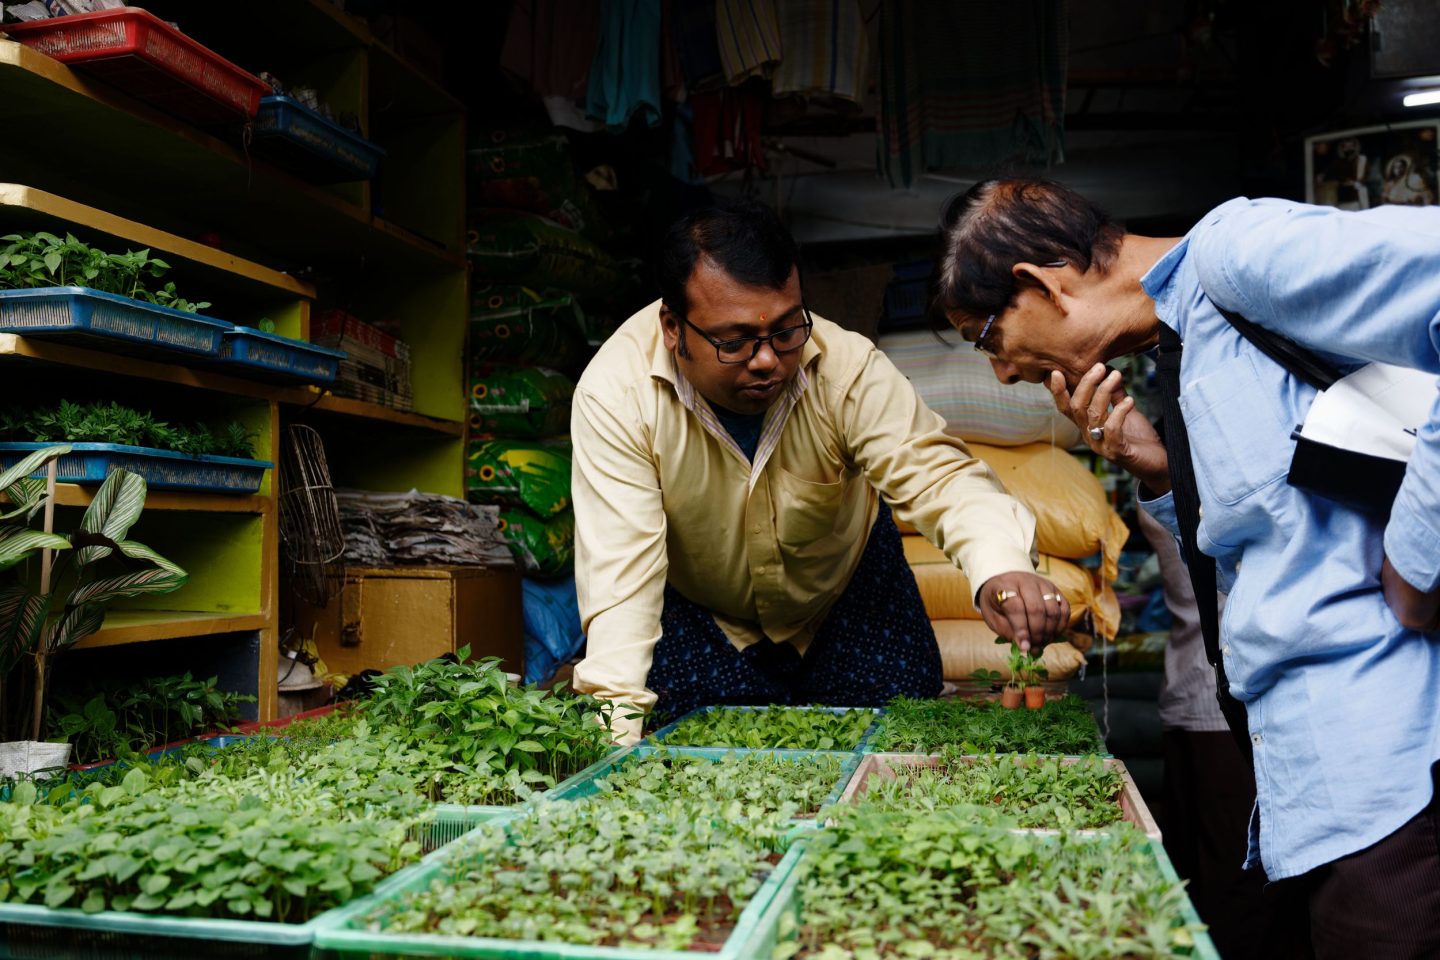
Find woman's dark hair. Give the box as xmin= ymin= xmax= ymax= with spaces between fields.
xmin=935 ymin=178 xmax=1123 ymax=321
xmin=657 ymin=197 xmax=799 ymax=318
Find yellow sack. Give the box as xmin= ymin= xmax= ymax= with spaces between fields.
xmin=932 ymin=619 xmax=1087 ymax=682
xmin=896 ymin=442 xmax=1130 ymax=581
xmin=902 ymin=535 xmax=1120 ymax=639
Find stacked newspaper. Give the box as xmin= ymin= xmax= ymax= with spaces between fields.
xmin=313 ymin=309 xmax=414 ymax=411
xmin=336 ymin=489 xmax=513 ymax=567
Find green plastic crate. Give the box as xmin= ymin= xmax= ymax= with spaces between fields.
xmin=0 ymin=807 xmax=515 ymax=960
xmin=538 ymin=745 xmax=860 ymax=822
xmin=748 ymin=833 xmax=1221 ymax=960
xmin=312 ymin=826 xmax=807 ymax=959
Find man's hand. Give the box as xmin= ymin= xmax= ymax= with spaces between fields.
xmin=1050 ymin=365 xmax=1171 ymax=495
xmin=978 ymin=571 xmax=1071 ymax=653
xmin=1382 ymin=556 xmax=1440 ymax=632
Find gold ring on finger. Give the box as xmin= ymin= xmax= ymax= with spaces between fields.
xmin=994 ymin=589 xmax=1017 ymax=604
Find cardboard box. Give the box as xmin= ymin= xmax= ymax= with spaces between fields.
xmin=297 ymin=565 xmax=522 ymax=678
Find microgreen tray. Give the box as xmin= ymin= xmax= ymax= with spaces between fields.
xmin=311 ymin=828 xmax=807 ymax=959
xmin=0 ymin=807 xmax=516 ymax=960
xmin=252 ymin=95 xmax=387 ymax=183
xmin=216 ymin=327 xmax=346 ymax=384
xmin=750 ymin=831 xmax=1221 ymax=960
xmin=0 ymin=442 xmax=271 ymax=494
xmin=538 ymin=745 xmax=862 ymax=822
xmin=839 ymin=752 xmax=1160 ymax=838
xmin=647 ymin=705 xmax=881 ymax=753
xmin=0 ymin=286 xmax=231 ymax=357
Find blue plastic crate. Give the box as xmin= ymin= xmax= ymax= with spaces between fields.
xmin=0 ymin=286 xmax=231 ymax=357
xmin=217 ymin=327 xmax=345 ymax=383
xmin=0 ymin=442 xmax=271 ymax=494
xmin=252 ymin=95 xmax=386 ymax=183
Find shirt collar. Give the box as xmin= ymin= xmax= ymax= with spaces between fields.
xmin=1141 ymin=197 xmax=1254 ymax=330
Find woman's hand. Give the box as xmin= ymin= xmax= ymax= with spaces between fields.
xmin=1050 ymin=364 xmax=1171 ymax=494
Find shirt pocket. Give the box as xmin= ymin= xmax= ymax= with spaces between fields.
xmin=1178 ymin=353 xmax=1291 ymax=531
xmin=773 ymin=467 xmax=847 ymax=546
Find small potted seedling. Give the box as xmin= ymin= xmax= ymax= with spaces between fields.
xmin=1023 ymin=657 xmax=1050 ymax=709
xmin=995 ymin=637 xmax=1047 ymax=710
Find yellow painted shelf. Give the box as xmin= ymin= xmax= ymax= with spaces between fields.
xmin=72 ymin=611 xmax=269 ymax=650
xmin=47 ymin=484 xmax=270 ymax=515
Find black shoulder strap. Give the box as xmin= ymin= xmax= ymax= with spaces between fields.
xmin=1215 ymin=307 xmax=1342 ymax=391
xmin=1153 ymin=324 xmax=1253 ymax=760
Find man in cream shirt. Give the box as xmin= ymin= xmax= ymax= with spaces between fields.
xmin=572 ymin=198 xmax=1067 ymax=743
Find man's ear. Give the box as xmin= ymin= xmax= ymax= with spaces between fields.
xmin=659 ymin=304 xmax=681 ymax=352
xmin=1011 ymin=261 xmax=1068 ymax=312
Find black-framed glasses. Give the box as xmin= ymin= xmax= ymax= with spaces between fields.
xmin=969 ymin=260 xmax=1067 ymax=360
xmin=678 ymin=308 xmax=813 ymax=364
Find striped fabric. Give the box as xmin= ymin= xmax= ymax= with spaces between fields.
xmin=716 ymin=0 xmax=784 ymax=84
xmin=772 ymin=0 xmax=869 ymax=105
xmin=877 ymin=0 xmax=1068 ymax=187
xmin=671 ymin=359 xmax=813 ymax=491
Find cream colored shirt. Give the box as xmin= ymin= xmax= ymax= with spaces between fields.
xmin=571 ymin=303 xmax=1037 ymax=743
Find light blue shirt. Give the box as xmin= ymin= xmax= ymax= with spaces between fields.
xmin=1139 ymin=197 xmax=1440 ymax=881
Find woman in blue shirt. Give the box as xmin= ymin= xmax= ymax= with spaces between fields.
xmin=938 ymin=177 xmax=1440 ymax=958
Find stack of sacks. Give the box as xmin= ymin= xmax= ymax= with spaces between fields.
xmin=896 ymin=442 xmax=1127 ymax=683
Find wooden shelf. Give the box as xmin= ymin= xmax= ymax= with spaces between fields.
xmin=304 ymin=393 xmax=466 ymax=436
xmin=73 ymin=611 xmax=269 ymax=650
xmin=49 ymin=484 xmax=269 ymax=514
xmin=0 ymin=43 xmax=462 ymax=275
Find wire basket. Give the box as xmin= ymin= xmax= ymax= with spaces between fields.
xmin=278 ymin=425 xmax=345 ymax=607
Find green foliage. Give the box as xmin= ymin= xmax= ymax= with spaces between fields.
xmin=0 ymin=400 xmax=258 ymax=460
xmin=0 ymin=233 xmax=209 ymax=311
xmin=374 ymin=796 xmax=789 ymax=950
xmin=45 ymin=672 xmax=255 ymax=765
xmin=660 ymin=705 xmax=874 ymax=751
xmin=356 ymin=649 xmax=618 ymax=804
xmin=583 ymin=749 xmax=847 ymax=820
xmin=786 ymin=809 xmax=1204 ymax=959
xmin=871 ymin=696 xmax=1106 ymax=756
xmin=854 ymin=751 xmax=1125 ymax=829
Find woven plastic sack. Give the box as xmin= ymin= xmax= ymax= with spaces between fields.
xmin=470 ymin=285 xmax=589 ymax=373
xmin=468 ymin=363 xmax=575 ymax=439
xmin=466 ymin=438 xmax=572 ymax=517
xmin=467 ymin=129 xmax=611 ymax=241
xmin=931 ymin=619 xmax=1087 ymax=682
xmin=878 ymin=328 xmax=1082 ymax=447
xmin=467 ymin=211 xmax=625 ymax=298
xmin=500 ymin=507 xmax=575 ymax=577
xmin=901 ymin=535 xmax=1120 ymax=638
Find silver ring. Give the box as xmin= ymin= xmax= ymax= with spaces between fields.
xmin=1088 ymin=426 xmax=1105 ymax=441
xmin=1041 ymin=593 xmax=1060 ymax=602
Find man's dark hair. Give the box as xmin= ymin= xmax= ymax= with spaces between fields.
xmin=935 ymin=178 xmax=1123 ymax=322
xmin=657 ymin=196 xmax=800 ymax=320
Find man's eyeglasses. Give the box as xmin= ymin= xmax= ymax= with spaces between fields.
xmin=678 ymin=309 xmax=813 ymax=364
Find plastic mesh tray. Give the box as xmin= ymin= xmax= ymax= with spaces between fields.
xmin=312 ymin=821 xmax=806 ymax=959
xmin=647 ymin=705 xmax=882 ymax=753
xmin=251 ymin=95 xmax=386 ymax=183
xmin=1 ymin=6 xmax=267 ymax=122
xmin=0 ymin=287 xmax=231 ymax=357
xmin=0 ymin=807 xmax=514 ymax=960
xmin=0 ymin=442 xmax=271 ymax=494
xmin=217 ymin=327 xmax=345 ymax=383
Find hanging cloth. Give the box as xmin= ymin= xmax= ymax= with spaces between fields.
xmin=586 ymin=0 xmax=664 ymax=131
xmin=877 ymin=0 xmax=1068 ymax=188
xmin=670 ymin=0 xmax=727 ymax=92
xmin=690 ymin=77 xmax=769 ymax=176
xmin=772 ymin=0 xmax=869 ymax=106
xmin=715 ymin=0 xmax=784 ymax=85
xmin=500 ymin=0 xmax=600 ymax=103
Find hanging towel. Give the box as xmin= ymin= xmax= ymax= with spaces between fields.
xmin=772 ymin=0 xmax=869 ymax=106
xmin=586 ymin=0 xmax=664 ymax=130
xmin=715 ymin=0 xmax=784 ymax=84
xmin=500 ymin=0 xmax=600 ymax=103
xmin=877 ymin=0 xmax=1068 ymax=188
xmin=691 ymin=77 xmax=770 ymax=175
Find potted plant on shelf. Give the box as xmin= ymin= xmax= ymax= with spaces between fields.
xmin=0 ymin=449 xmax=187 ymax=777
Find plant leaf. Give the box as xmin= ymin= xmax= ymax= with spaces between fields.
xmin=77 ymin=469 xmax=147 ymax=565
xmin=67 ymin=566 xmax=187 ymax=608
xmin=48 ymin=601 xmax=105 ymax=653
xmin=0 ymin=477 xmax=48 ymax=521
xmin=0 ymin=443 xmax=70 ymax=490
xmin=0 ymin=525 xmax=72 ymax=571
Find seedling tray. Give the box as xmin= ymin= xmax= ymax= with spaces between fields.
xmin=251 ymin=95 xmax=386 ymax=183
xmin=0 ymin=806 xmax=513 ymax=960
xmin=217 ymin=327 xmax=346 ymax=384
xmin=749 ymin=832 xmax=1221 ymax=960
xmin=839 ymin=752 xmax=1160 ymax=838
xmin=647 ymin=705 xmax=881 ymax=753
xmin=311 ymin=826 xmax=807 ymax=959
xmin=0 ymin=286 xmax=231 ymax=357
xmin=0 ymin=442 xmax=271 ymax=494
xmin=1 ymin=7 xmax=267 ymax=122
xmin=539 ymin=745 xmax=862 ymax=821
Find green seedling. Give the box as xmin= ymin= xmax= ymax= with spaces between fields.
xmin=660 ymin=705 xmax=873 ymax=750
xmin=871 ymin=695 xmax=1105 ymax=755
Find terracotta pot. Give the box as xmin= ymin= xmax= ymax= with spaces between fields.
xmin=1000 ymin=686 xmax=1023 ymax=709
xmin=1025 ymin=686 xmax=1047 ymax=709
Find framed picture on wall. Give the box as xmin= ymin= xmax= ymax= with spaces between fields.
xmin=1305 ymin=120 xmax=1440 ymax=209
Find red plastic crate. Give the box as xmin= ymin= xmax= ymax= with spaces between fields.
xmin=3 ymin=7 xmax=266 ymax=122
